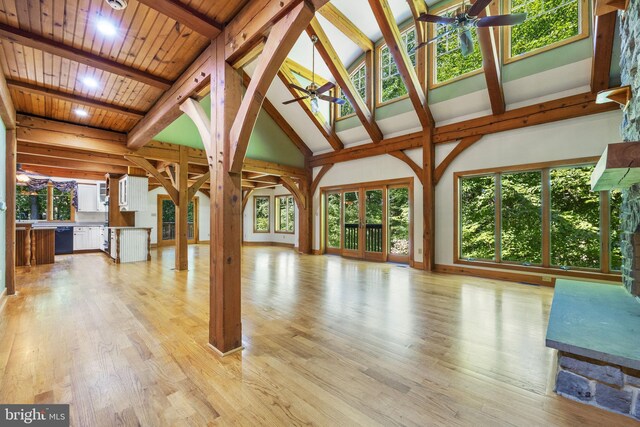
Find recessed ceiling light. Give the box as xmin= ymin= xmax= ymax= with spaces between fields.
xmin=82 ymin=77 xmax=98 ymax=88
xmin=74 ymin=109 xmax=89 ymax=117
xmin=96 ymin=19 xmax=117 ymax=37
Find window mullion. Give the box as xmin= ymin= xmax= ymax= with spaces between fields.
xmin=495 ymin=173 xmax=502 ymax=263
xmin=542 ymin=169 xmax=551 ymax=267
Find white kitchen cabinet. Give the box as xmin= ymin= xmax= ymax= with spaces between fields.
xmin=73 ymin=226 xmax=101 ymax=251
xmin=97 ymin=182 xmax=107 ymax=212
xmin=109 ymin=227 xmax=150 ymax=263
xmin=119 ymin=175 xmax=148 ymax=212
xmin=77 ymin=184 xmax=98 ymax=212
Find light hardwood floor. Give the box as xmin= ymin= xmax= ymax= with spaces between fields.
xmin=0 ymin=245 xmax=636 ymax=426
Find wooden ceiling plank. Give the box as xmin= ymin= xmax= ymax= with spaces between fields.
xmin=0 ymin=22 xmax=173 ymax=90
xmin=17 ymin=142 xmax=132 ymax=167
xmin=368 ymin=0 xmax=433 ymax=129
xmin=317 ymin=4 xmax=374 ymax=52
xmin=127 ymin=46 xmax=212 ymax=149
xmin=591 ymin=11 xmax=617 ymax=93
xmin=7 ymin=79 xmax=146 ymax=119
xmin=136 ymin=0 xmax=222 ymax=39
xmin=278 ymin=64 xmax=343 ymax=151
xmin=307 ymin=18 xmax=383 ymax=143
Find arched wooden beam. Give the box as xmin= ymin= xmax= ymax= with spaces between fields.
xmin=125 ymin=155 xmax=179 ymax=204
xmin=434 ymin=135 xmax=483 ymax=184
xmin=279 ymin=176 xmax=307 ymax=210
xmin=187 ymin=171 xmax=210 ymax=200
xmin=389 ymin=151 xmax=423 ymax=184
xmin=242 ymin=189 xmax=255 ymax=213
xmin=310 ymin=164 xmax=333 ymax=196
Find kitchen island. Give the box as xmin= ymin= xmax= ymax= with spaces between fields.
xmin=15 ymin=224 xmax=55 ymax=266
xmin=107 ymin=227 xmax=152 ymax=263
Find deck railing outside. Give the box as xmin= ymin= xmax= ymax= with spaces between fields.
xmin=344 ymin=223 xmax=383 ymax=252
xmin=162 ymin=222 xmax=195 ymax=241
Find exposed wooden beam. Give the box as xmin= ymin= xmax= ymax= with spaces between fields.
xmin=127 ymin=46 xmax=212 ymax=149
xmin=224 ymin=0 xmax=330 ymax=63
xmin=310 ymin=92 xmax=619 ymax=166
xmin=18 ymin=153 xmax=128 ymax=174
xmin=231 ymin=38 xmax=266 ymax=70
xmin=230 ymin=2 xmax=314 ymax=173
xmin=406 ymin=0 xmax=428 ymax=91
xmin=8 ymin=80 xmax=146 ymax=119
xmin=475 ymin=3 xmax=505 ymax=115
xmin=368 ymin=0 xmax=433 ymax=128
xmin=20 ymin=165 xmax=108 ymax=181
xmin=5 ymin=129 xmax=16 ymax=295
xmin=284 ymin=58 xmax=332 ymax=87
xmin=278 ymin=65 xmax=343 ymax=151
xmin=434 ymin=136 xmax=483 ymax=184
xmin=242 ymin=73 xmax=312 ymax=158
xmin=307 ymin=18 xmax=383 ymax=143
xmin=317 ymin=4 xmax=374 ymax=52
xmin=389 ymin=151 xmax=423 ymax=184
xmin=17 ymin=142 xmax=131 ymax=167
xmin=125 ymin=155 xmax=179 ymax=204
xmin=280 ymin=176 xmax=306 ymax=209
xmin=0 ymin=66 xmax=16 ymax=129
xmin=175 ymin=145 xmax=189 ymax=271
xmin=310 ymin=164 xmax=333 ymax=196
xmin=136 ymin=0 xmax=222 ymax=39
xmin=242 ymin=189 xmax=255 ymax=212
xmin=0 ymin=23 xmax=172 ymax=90
xmin=423 ymin=129 xmax=435 ymax=271
xmin=243 ymin=158 xmax=307 ymax=179
xmin=242 ymin=173 xmax=281 ymax=184
xmin=591 ymin=11 xmax=617 ymax=93
xmin=188 ymin=171 xmax=210 ymax=200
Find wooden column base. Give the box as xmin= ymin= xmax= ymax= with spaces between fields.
xmin=207 ymin=343 xmax=244 ymax=357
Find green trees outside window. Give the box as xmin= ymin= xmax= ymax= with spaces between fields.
xmin=509 ymin=0 xmax=581 ymax=58
xmin=379 ymin=27 xmax=416 ymax=104
xmin=327 ymin=193 xmax=341 ymax=248
xmin=433 ymin=7 xmax=483 ymax=84
xmin=52 ymin=188 xmax=72 ymax=221
xmin=254 ymin=196 xmax=270 ymax=233
xmin=339 ymin=63 xmax=367 ymax=118
xmin=458 ymin=163 xmax=622 ymax=272
xmin=276 ymin=195 xmax=295 ymax=233
xmin=388 ymin=187 xmax=410 ymax=255
xmin=16 ymin=186 xmax=47 ymax=220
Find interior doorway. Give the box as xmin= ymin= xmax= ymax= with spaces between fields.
xmin=322 ymin=178 xmax=413 ymax=264
xmin=157 ymin=195 xmax=199 ymax=246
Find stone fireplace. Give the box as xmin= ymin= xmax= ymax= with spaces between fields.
xmin=619 ymin=0 xmax=640 ymax=298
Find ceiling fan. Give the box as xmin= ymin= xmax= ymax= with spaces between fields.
xmin=414 ymin=0 xmax=526 ymax=56
xmin=283 ymin=35 xmax=345 ymax=113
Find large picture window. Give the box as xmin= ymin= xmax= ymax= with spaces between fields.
xmin=16 ymin=184 xmax=73 ymax=221
xmin=455 ymin=160 xmax=621 ymax=276
xmin=378 ymin=26 xmax=416 ymax=104
xmin=254 ymin=196 xmax=270 ymax=233
xmin=429 ymin=4 xmax=483 ymax=86
xmin=338 ymin=62 xmax=367 ymax=118
xmin=506 ymin=0 xmax=588 ymax=61
xmin=275 ymin=195 xmax=295 ymax=233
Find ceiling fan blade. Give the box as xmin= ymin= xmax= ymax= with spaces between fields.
xmin=466 ymin=0 xmax=493 ymax=17
xmin=416 ymin=14 xmax=456 ymax=25
xmin=411 ymin=27 xmax=457 ymax=53
xmin=288 ymin=83 xmax=310 ymax=94
xmin=318 ymin=95 xmax=346 ymax=105
xmin=283 ymin=96 xmax=309 ymax=105
xmin=315 ymin=82 xmax=335 ymax=94
xmin=476 ymin=13 xmax=527 ymax=27
xmin=459 ymin=29 xmax=474 ymax=57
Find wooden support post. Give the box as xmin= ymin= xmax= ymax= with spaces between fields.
xmin=5 ymin=129 xmax=15 ymax=294
xmin=423 ymin=129 xmax=435 ymax=271
xmin=175 ymin=145 xmax=189 ymax=271
xmin=208 ymin=38 xmax=243 ymax=355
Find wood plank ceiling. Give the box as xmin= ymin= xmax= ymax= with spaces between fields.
xmin=0 ymin=0 xmax=248 ymax=132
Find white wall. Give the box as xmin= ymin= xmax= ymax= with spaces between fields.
xmin=243 ymin=186 xmax=298 ymax=246
xmin=135 ymin=187 xmax=210 ymax=245
xmin=311 ymin=152 xmax=424 ymax=263
xmin=311 ymin=111 xmax=622 ymax=267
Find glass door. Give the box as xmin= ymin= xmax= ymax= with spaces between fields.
xmin=364 ymin=189 xmax=385 ymax=261
xmin=387 ymin=186 xmax=411 ymax=263
xmin=342 ymin=190 xmax=363 ymax=258
xmin=326 ymin=192 xmax=342 ymax=255
xmin=157 ymin=195 xmax=198 ymax=246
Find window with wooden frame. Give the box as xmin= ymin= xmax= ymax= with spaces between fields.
xmin=454 ymin=159 xmax=622 ymax=279
xmin=378 ymin=26 xmax=417 ymax=105
xmin=275 ymin=195 xmax=295 ymax=233
xmin=337 ymin=62 xmax=367 ymax=119
xmin=428 ymin=3 xmax=483 ymax=87
xmin=16 ymin=183 xmax=74 ymax=222
xmin=505 ymin=0 xmax=589 ymax=62
xmin=253 ymin=196 xmax=270 ymax=233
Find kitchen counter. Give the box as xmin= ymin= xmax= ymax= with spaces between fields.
xmin=15 ymin=225 xmax=55 ymax=266
xmin=107 ymin=226 xmax=152 ymax=229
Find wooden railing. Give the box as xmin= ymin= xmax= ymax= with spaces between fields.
xmin=344 ymin=223 xmax=383 ymax=252
xmin=162 ymin=222 xmax=195 ymax=241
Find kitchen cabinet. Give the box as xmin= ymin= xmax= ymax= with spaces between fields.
xmin=108 ymin=227 xmax=151 ymax=263
xmin=77 ymin=184 xmax=98 ymax=212
xmin=97 ymin=182 xmax=107 ymax=212
xmin=119 ymin=175 xmax=148 ymax=212
xmin=73 ymin=226 xmax=101 ymax=251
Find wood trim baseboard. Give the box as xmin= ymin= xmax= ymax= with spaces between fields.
xmin=434 ymin=264 xmax=556 ymax=287
xmin=242 ymin=241 xmax=295 ymax=248
xmin=72 ymin=249 xmax=103 ymax=254
xmin=312 ymin=249 xmax=321 ymax=255
xmin=198 ymin=240 xmax=210 ymax=244
xmin=413 ymin=261 xmax=424 ymax=270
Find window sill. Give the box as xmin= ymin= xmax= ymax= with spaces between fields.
xmin=454 ymin=259 xmax=621 ymax=283
xmin=253 ymin=230 xmax=271 ymax=234
xmin=275 ymin=231 xmax=295 ymax=235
